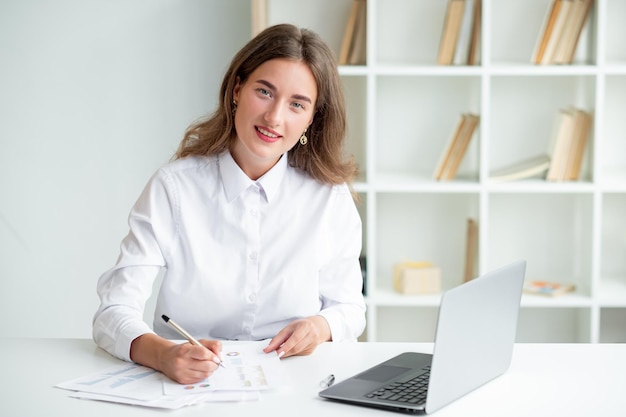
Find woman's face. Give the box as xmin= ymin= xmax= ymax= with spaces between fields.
xmin=232 ymin=58 xmax=317 ymax=180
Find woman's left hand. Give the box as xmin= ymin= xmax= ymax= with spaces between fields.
xmin=263 ymin=316 xmax=331 ymax=358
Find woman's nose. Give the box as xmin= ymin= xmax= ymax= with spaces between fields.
xmin=264 ymin=101 xmax=284 ymax=126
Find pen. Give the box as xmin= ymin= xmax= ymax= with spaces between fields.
xmin=161 ymin=314 xmax=225 ymax=368
xmin=319 ymin=374 xmax=335 ymax=388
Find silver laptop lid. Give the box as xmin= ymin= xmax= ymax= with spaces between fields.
xmin=426 ymin=260 xmax=526 ymax=414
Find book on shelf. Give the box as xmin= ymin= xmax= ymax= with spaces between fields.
xmin=540 ymin=0 xmax=573 ymax=64
xmin=562 ymin=0 xmax=594 ymax=64
xmin=348 ymin=0 xmax=367 ymax=65
xmin=463 ymin=218 xmax=478 ymax=282
xmin=438 ymin=0 xmax=481 ymax=65
xmin=437 ymin=0 xmax=464 ymax=65
xmin=532 ymin=0 xmax=563 ymax=64
xmin=532 ymin=0 xmax=593 ymax=65
xmin=546 ymin=108 xmax=575 ymax=180
xmin=546 ymin=107 xmax=592 ymax=181
xmin=553 ymin=0 xmax=584 ymax=64
xmin=251 ymin=0 xmax=268 ymax=38
xmin=467 ymin=0 xmax=481 ymax=65
xmin=523 ymin=280 xmax=576 ymax=297
xmin=489 ymin=154 xmax=551 ymax=183
xmin=453 ymin=0 xmax=474 ymax=65
xmin=433 ymin=113 xmax=480 ymax=181
xmin=339 ymin=0 xmax=366 ymax=65
xmin=566 ymin=108 xmax=592 ymax=180
xmin=489 ymin=106 xmax=591 ymax=183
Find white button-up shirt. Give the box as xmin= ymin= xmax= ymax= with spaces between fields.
xmin=93 ymin=151 xmax=366 ymax=361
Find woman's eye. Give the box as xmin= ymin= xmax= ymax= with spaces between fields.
xmin=258 ymin=88 xmax=271 ymax=96
xmin=292 ymin=102 xmax=304 ymax=110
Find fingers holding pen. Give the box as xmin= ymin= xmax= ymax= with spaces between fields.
xmin=161 ymin=315 xmax=225 ymax=368
xmin=198 ymin=339 xmax=225 ymax=367
xmin=160 ymin=342 xmax=220 ymax=384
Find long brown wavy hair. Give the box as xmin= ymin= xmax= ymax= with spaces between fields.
xmin=174 ymin=23 xmax=357 ymax=187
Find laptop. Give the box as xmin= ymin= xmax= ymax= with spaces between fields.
xmin=319 ymin=260 xmax=526 ymax=414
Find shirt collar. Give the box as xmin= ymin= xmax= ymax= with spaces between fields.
xmin=219 ymin=151 xmax=288 ymax=203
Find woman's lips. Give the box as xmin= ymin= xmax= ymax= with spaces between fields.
xmin=256 ymin=126 xmax=282 ymax=143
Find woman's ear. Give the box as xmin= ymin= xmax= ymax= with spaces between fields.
xmin=233 ymin=77 xmax=241 ymax=102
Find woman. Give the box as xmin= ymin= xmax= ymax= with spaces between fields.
xmin=93 ymin=24 xmax=366 ymax=384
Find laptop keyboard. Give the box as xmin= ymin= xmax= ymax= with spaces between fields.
xmin=365 ymin=366 xmax=430 ymax=405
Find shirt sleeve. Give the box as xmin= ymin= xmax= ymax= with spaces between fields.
xmin=316 ymin=184 xmax=366 ymax=342
xmin=92 ymin=168 xmax=178 ymax=361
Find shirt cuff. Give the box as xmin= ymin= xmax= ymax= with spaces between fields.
xmin=317 ymin=308 xmax=361 ymax=342
xmin=114 ymin=323 xmax=155 ymax=362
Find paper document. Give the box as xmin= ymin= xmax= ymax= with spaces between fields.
xmin=162 ymin=342 xmax=284 ymax=395
xmin=55 ymin=341 xmax=282 ymax=409
xmin=68 ymin=390 xmax=260 ymax=409
xmin=56 ymin=363 xmax=164 ymax=401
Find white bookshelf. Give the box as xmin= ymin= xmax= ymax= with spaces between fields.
xmin=259 ymin=0 xmax=626 ymax=343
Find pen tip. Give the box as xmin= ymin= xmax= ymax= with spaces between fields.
xmin=161 ymin=314 xmax=170 ymax=322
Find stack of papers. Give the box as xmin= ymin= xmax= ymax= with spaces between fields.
xmin=56 ymin=343 xmax=283 ymax=409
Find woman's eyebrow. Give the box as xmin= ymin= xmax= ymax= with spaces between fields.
xmin=256 ymin=79 xmax=313 ymax=104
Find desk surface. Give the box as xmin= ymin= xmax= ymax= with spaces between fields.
xmin=2 ymin=338 xmax=625 ymax=417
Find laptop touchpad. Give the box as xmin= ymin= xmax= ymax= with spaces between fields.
xmin=356 ymin=365 xmax=410 ymax=382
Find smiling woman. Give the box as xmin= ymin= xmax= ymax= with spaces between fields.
xmin=176 ymin=23 xmax=356 ymax=187
xmin=231 ymin=58 xmax=317 ymax=180
xmin=92 ymin=23 xmax=365 ymax=386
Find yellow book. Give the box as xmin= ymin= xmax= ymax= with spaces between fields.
xmin=339 ymin=0 xmax=361 ymax=65
xmin=437 ymin=0 xmax=466 ymax=65
xmin=348 ymin=0 xmax=367 ymax=65
xmin=546 ymin=108 xmax=575 ymax=181
xmin=532 ymin=0 xmax=563 ymax=64
xmin=442 ymin=113 xmax=479 ymax=180
xmin=541 ymin=0 xmax=574 ymax=65
xmin=433 ymin=114 xmax=467 ymax=180
xmin=489 ymin=154 xmax=551 ymax=183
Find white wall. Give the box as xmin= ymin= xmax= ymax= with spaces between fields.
xmin=0 ymin=0 xmax=250 ymax=337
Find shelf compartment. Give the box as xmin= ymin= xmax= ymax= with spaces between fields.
xmin=517 ymin=307 xmax=592 ymax=342
xmin=490 ymin=0 xmax=597 ymax=66
xmin=599 ymin=308 xmax=626 ymax=342
xmin=487 ymin=193 xmax=593 ymax=296
xmin=342 ymin=75 xmax=368 ymax=182
xmin=376 ymin=192 xmax=479 ymax=294
xmin=604 ymin=0 xmax=626 ymax=66
xmin=600 ymin=76 xmax=626 ymax=183
xmin=600 ymin=193 xmax=626 ymax=295
xmin=374 ymin=0 xmax=449 ymax=66
xmin=376 ymin=75 xmax=481 ymax=181
xmin=489 ymin=75 xmax=596 ymax=182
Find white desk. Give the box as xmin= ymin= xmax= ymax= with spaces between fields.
xmin=2 ymin=338 xmax=625 ymax=416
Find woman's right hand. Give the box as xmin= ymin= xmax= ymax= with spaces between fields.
xmin=130 ymin=333 xmax=223 ymax=384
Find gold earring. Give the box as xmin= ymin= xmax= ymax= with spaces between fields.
xmin=299 ymin=129 xmax=308 ymax=145
xmin=232 ymin=100 xmax=237 ymax=116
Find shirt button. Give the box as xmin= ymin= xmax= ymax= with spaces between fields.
xmin=248 ymin=293 xmax=257 ymax=303
xmin=250 ymin=208 xmax=258 ymax=217
xmin=249 ymin=251 xmax=258 ymax=261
